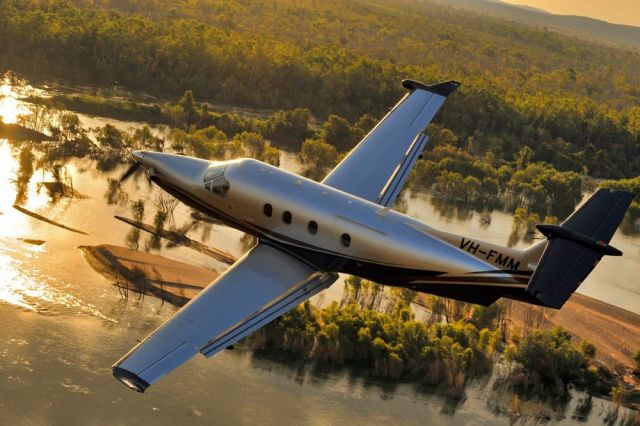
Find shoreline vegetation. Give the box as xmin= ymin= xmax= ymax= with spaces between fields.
xmin=2 ymin=0 xmax=639 ymax=178
xmin=79 ymin=243 xmax=640 ymax=416
xmin=2 ymin=69 xmax=638 ymax=414
xmin=17 ymin=81 xmax=640 ymax=236
xmin=1 ymin=0 xmax=639 ymax=417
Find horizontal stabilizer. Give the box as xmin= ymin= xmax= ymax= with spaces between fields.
xmin=526 ymin=189 xmax=634 ymax=309
xmin=401 ymin=80 xmax=461 ymax=97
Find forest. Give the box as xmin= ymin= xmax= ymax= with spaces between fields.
xmin=1 ymin=0 xmax=639 ymax=181
xmin=243 ymin=278 xmax=625 ymax=403
xmin=2 ymin=0 xmax=639 ymax=410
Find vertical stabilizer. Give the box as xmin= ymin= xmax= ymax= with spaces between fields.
xmin=525 ymin=189 xmax=634 ymax=308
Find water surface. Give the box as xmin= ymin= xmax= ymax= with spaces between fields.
xmin=0 ymin=78 xmax=637 ymax=424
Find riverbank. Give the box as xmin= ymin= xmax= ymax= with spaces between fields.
xmin=79 ymin=244 xmax=218 ymax=306
xmin=82 ymin=244 xmax=640 ymax=372
xmin=80 ymin=244 xmax=640 ymax=404
xmin=0 ymin=122 xmax=51 ymax=141
xmin=417 ymin=292 xmax=640 ymax=373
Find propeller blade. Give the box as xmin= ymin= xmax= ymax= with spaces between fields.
xmin=119 ymin=161 xmax=141 ymax=184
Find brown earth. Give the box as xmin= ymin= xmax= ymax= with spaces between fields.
xmin=81 ymin=244 xmax=639 ymax=377
xmin=508 ymin=294 xmax=640 ymax=371
xmin=416 ymin=292 xmax=640 ymax=372
xmin=0 ymin=122 xmax=52 ymax=141
xmin=79 ymin=244 xmax=217 ymax=306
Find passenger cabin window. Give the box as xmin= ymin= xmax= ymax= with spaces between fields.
xmin=308 ymin=221 xmax=318 ymax=235
xmin=341 ymin=233 xmax=351 ymax=247
xmin=203 ymin=165 xmax=229 ymax=196
xmin=282 ymin=211 xmax=292 ymax=224
xmin=263 ymin=203 xmax=273 ymax=217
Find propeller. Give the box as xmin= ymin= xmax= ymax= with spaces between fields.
xmin=118 ymin=161 xmax=142 ymax=184
xmin=118 ymin=151 xmax=151 ymax=186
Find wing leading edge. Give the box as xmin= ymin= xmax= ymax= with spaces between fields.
xmin=112 ymin=243 xmax=337 ymax=392
xmin=322 ymin=80 xmax=460 ymax=207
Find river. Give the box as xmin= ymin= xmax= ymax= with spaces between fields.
xmin=0 ymin=76 xmax=637 ymax=424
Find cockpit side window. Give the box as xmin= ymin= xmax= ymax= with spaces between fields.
xmin=203 ymin=165 xmax=229 ymax=196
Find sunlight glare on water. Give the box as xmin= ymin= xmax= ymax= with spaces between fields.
xmin=0 ymin=82 xmax=29 ymax=124
xmin=0 ymin=140 xmax=51 ymax=216
xmin=0 ymin=248 xmax=38 ymax=311
xmin=0 ymin=141 xmax=114 ymax=321
xmin=0 ymin=141 xmax=17 ymax=207
xmin=0 ymin=244 xmax=115 ymax=321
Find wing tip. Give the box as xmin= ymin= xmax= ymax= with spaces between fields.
xmin=402 ymin=79 xmax=461 ymax=97
xmin=112 ymin=366 xmax=150 ymax=393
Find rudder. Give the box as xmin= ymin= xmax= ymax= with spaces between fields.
xmin=525 ymin=189 xmax=634 ymax=308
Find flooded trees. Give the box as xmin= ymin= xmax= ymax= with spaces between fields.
xmin=297 ymin=138 xmax=338 ymax=181
xmin=130 ymin=199 xmax=145 ymax=223
xmin=503 ymin=326 xmax=589 ymax=396
xmin=412 ymin=142 xmax=584 ymax=222
xmin=153 ymin=193 xmax=178 ymax=232
xmin=246 ymin=293 xmax=505 ymax=398
xmin=261 ymin=108 xmax=314 ymax=151
xmin=232 ymin=131 xmax=280 ymax=166
xmin=13 ymin=145 xmax=34 ymax=205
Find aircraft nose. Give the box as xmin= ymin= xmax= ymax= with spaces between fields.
xmin=135 ymin=151 xmax=212 ymax=191
xmin=132 ymin=150 xmax=146 ymax=165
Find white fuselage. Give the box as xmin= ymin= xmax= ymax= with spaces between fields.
xmin=140 ymin=152 xmax=533 ymax=289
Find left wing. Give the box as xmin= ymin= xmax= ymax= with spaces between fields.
xmin=112 ymin=243 xmax=337 ymax=392
xmin=322 ymin=79 xmax=459 ymax=207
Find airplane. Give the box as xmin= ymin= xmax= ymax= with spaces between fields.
xmin=112 ymin=79 xmax=634 ymax=392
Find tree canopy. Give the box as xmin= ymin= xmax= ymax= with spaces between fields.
xmin=1 ymin=0 xmax=639 ymax=177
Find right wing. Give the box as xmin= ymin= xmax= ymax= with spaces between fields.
xmin=112 ymin=243 xmax=337 ymax=392
xmin=322 ymin=80 xmax=460 ymax=207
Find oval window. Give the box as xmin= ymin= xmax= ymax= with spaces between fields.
xmin=282 ymin=211 xmax=292 ymax=224
xmin=308 ymin=221 xmax=318 ymax=235
xmin=341 ymin=233 xmax=351 ymax=247
xmin=263 ymin=203 xmax=273 ymax=217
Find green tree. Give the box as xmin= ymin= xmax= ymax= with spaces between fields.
xmin=96 ymin=124 xmax=125 ymax=150
xmin=179 ymin=90 xmax=198 ymax=128
xmin=298 ymin=138 xmax=338 ymax=181
xmin=504 ymin=326 xmax=587 ymax=393
xmin=262 ymin=108 xmax=313 ymax=150
xmin=323 ymin=114 xmax=356 ymax=151
xmin=515 ymin=146 xmax=534 ymax=170
xmin=579 ymin=340 xmax=596 ymax=360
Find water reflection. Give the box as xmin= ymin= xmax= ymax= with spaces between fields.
xmin=0 ymin=242 xmax=113 ymax=322
xmin=13 ymin=145 xmax=35 ymax=205
xmin=0 ymin=75 xmax=637 ymax=424
xmin=0 ymin=82 xmax=29 ymax=124
xmin=0 ymin=246 xmax=43 ymax=311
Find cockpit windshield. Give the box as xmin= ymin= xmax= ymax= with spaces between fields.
xmin=204 ymin=165 xmax=225 ymax=182
xmin=203 ymin=165 xmax=229 ymax=196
